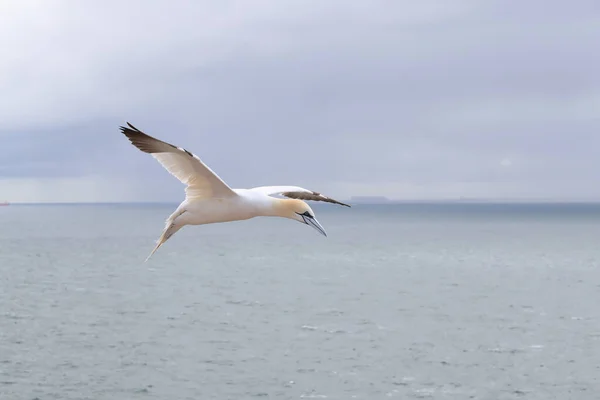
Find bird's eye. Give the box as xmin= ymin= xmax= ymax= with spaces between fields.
xmin=302 ymin=211 xmax=312 ymax=218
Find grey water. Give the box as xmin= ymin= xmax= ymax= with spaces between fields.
xmin=1 ymin=203 xmax=600 ymax=399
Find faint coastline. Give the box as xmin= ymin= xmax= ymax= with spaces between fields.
xmin=7 ymin=198 xmax=600 ymax=207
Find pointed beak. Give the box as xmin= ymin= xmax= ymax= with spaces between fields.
xmin=302 ymin=214 xmax=327 ymax=237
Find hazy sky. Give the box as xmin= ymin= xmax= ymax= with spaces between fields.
xmin=1 ymin=1 xmax=599 ymax=202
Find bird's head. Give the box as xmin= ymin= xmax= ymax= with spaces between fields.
xmin=276 ymin=199 xmax=327 ymax=237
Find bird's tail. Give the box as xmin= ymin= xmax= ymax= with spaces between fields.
xmin=145 ymin=210 xmax=186 ymax=262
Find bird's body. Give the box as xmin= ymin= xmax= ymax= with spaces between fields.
xmin=165 ymin=189 xmax=293 ymax=228
xmin=119 ymin=122 xmax=350 ymax=261
xmin=178 ymin=191 xmax=261 ymax=225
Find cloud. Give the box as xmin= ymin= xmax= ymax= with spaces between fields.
xmin=0 ymin=1 xmax=599 ymax=202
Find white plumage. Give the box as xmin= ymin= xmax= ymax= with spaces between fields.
xmin=120 ymin=122 xmax=350 ymax=261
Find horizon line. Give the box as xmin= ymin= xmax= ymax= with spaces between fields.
xmin=6 ymin=199 xmax=600 ymax=206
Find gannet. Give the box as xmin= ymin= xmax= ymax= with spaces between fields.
xmin=120 ymin=122 xmax=351 ymax=261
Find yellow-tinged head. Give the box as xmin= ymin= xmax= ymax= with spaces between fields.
xmin=273 ymin=199 xmax=327 ymax=237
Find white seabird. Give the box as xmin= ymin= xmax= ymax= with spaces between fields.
xmin=120 ymin=122 xmax=351 ymax=261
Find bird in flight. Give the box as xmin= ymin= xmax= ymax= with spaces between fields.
xmin=120 ymin=122 xmax=351 ymax=261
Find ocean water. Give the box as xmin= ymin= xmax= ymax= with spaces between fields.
xmin=1 ymin=202 xmax=600 ymax=399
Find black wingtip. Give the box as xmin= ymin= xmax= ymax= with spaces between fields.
xmin=118 ymin=122 xmax=141 ymax=133
xmin=126 ymin=122 xmax=141 ymax=131
xmin=119 ymin=122 xmax=145 ymax=139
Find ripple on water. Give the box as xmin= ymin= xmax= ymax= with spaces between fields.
xmin=301 ymin=325 xmax=319 ymax=331
xmin=300 ymin=393 xmax=328 ymax=398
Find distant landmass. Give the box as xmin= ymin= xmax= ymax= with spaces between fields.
xmin=349 ymin=196 xmax=391 ymax=204
xmin=346 ymin=196 xmax=600 ymax=204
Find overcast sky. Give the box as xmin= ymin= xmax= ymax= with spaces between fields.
xmin=1 ymin=0 xmax=599 ymax=202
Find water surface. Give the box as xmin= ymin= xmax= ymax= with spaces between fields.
xmin=1 ymin=203 xmax=600 ymax=399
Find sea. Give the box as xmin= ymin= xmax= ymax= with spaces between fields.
xmin=1 ymin=202 xmax=600 ymax=399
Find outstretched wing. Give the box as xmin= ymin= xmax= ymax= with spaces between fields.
xmin=120 ymin=122 xmax=237 ymax=200
xmin=250 ymin=185 xmax=351 ymax=207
